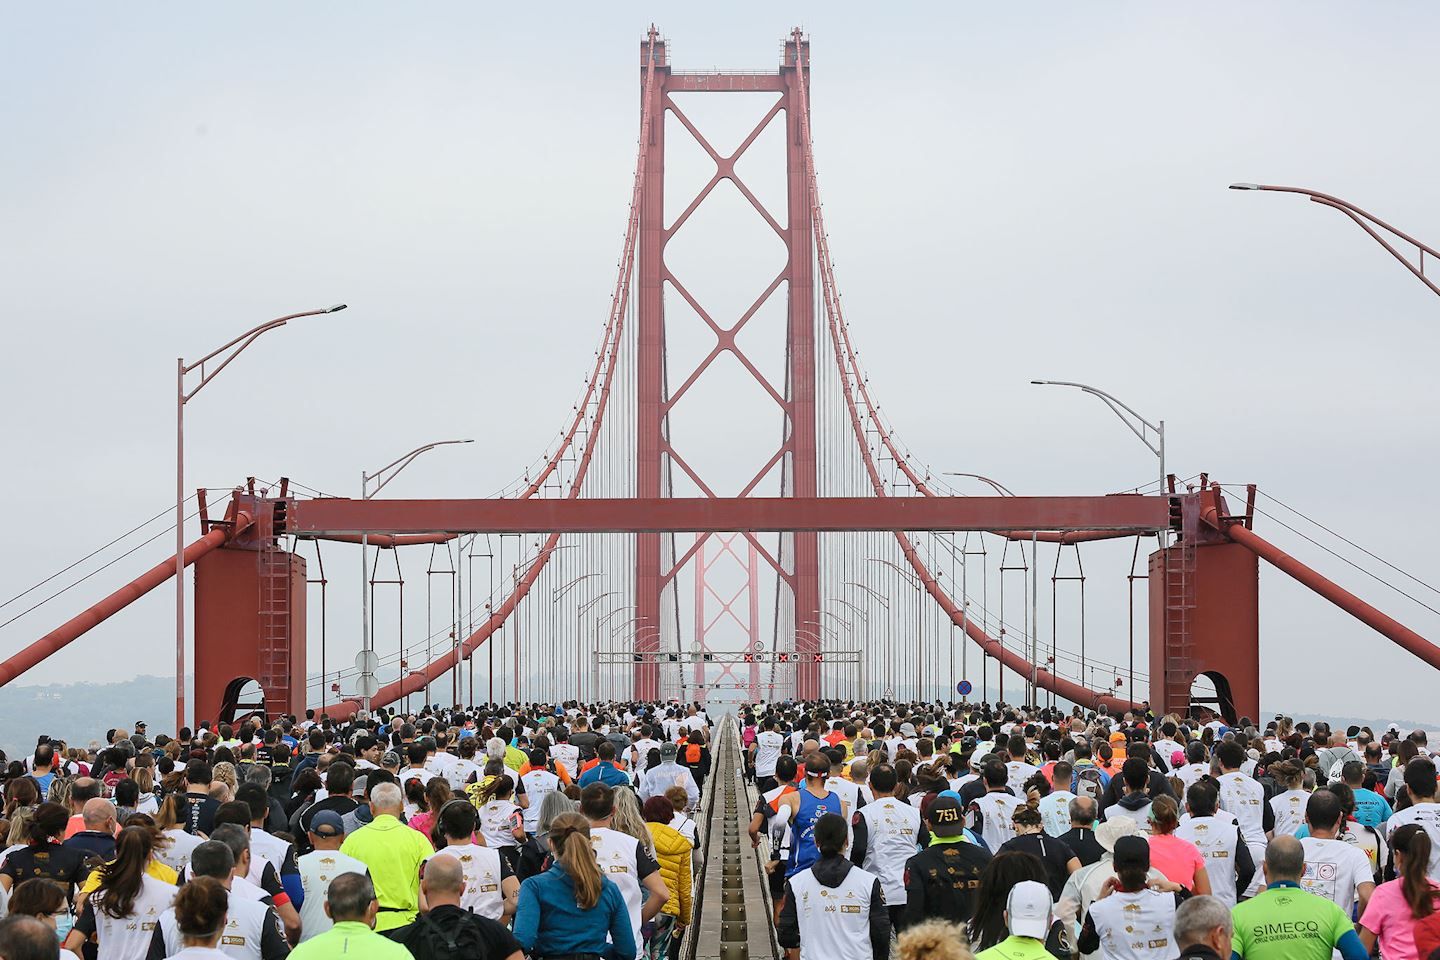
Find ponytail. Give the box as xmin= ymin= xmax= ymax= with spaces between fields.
xmin=98 ymin=826 xmax=155 ymax=918
xmin=1394 ymin=823 xmax=1435 ymax=919
xmin=27 ymin=803 xmax=67 ymax=845
xmin=549 ymin=812 xmax=602 ymax=910
xmin=476 ymin=774 xmax=514 ymax=807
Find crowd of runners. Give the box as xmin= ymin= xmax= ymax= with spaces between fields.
xmin=744 ymin=699 xmax=1440 ymax=960
xmin=0 ymin=701 xmax=712 ymax=960
xmin=0 ymin=695 xmax=1435 ymax=960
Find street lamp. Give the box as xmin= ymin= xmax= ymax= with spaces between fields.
xmin=360 ymin=439 xmax=474 ymax=713
xmin=593 ymin=605 xmax=635 ymax=703
xmin=867 ymin=557 xmax=923 ymax=590
xmin=826 ymin=598 xmax=869 ymax=698
xmin=1030 ymin=379 xmax=1166 ymax=541
xmin=1230 ymin=183 xmax=1440 ymax=301
xmin=553 ymin=573 xmax=603 ymax=602
xmin=176 ymin=303 xmax=345 ymax=731
xmin=578 ymin=590 xmax=619 ymax=619
xmin=845 ymin=582 xmax=890 ymax=610
xmin=942 ymin=472 xmax=1016 ymax=496
xmin=574 ymin=590 xmax=619 ymax=700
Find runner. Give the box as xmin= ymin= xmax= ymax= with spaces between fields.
xmin=898 ymin=794 xmax=990 ymax=931
xmin=1058 ymin=796 xmax=1106 ymax=867
xmin=1359 ymin=822 xmax=1439 ymax=959
xmin=851 ymin=763 xmax=921 ymax=930
xmin=973 ymin=879 xmax=1055 ymax=960
xmin=580 ymin=784 xmax=668 ymax=960
xmin=1265 ymin=760 xmax=1309 ymax=837
xmin=338 ymin=782 xmax=434 ymax=933
xmin=1176 ymin=781 xmax=1253 ymax=909
xmin=966 ymin=760 xmax=1019 ymax=852
xmin=777 ymin=813 xmax=890 ymax=960
xmin=1387 ymin=756 xmax=1440 ymax=880
xmin=1144 ymin=795 xmax=1211 ymax=894
xmin=1229 ymin=836 xmax=1367 ymax=960
xmin=775 ymin=754 xmax=846 ymax=881
xmin=1077 ymin=835 xmax=1187 ymax=960
xmin=752 ymin=717 xmax=786 ymax=795
xmin=296 ymin=811 xmax=367 ymax=943
xmin=1297 ymin=788 xmax=1374 ymax=917
xmin=1214 ymin=741 xmax=1270 ymax=897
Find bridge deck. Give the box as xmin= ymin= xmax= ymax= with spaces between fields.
xmin=690 ymin=717 xmax=779 ymax=960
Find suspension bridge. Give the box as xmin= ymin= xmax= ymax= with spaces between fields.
xmin=2 ymin=27 xmax=1438 ymax=731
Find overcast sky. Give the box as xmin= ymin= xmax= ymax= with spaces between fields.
xmin=3 ymin=3 xmax=1439 ymax=722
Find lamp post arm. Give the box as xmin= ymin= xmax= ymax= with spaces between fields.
xmin=942 ymin=473 xmax=1017 ymax=497
xmin=184 ymin=306 xmax=344 ymax=401
xmin=610 ymin=615 xmax=647 ymax=638
xmin=553 ymin=573 xmax=603 ymax=602
xmin=1090 ymin=391 xmax=1161 ymax=457
xmin=868 ymin=557 xmax=924 ymax=590
xmin=364 ymin=439 xmax=475 ymax=499
xmin=845 ymin=582 xmax=890 ymax=610
xmin=825 ymin=597 xmax=868 ymax=621
xmin=578 ymin=591 xmax=620 ymax=618
xmin=1232 ymin=183 xmax=1440 ymax=300
xmin=1032 ymin=380 xmax=1161 ymax=456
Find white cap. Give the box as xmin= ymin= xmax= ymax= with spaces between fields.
xmin=1006 ymin=879 xmax=1053 ymax=940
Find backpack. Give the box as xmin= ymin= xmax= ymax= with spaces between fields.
xmin=409 ymin=907 xmax=489 ymax=958
xmin=1075 ymin=766 xmax=1104 ymax=801
xmin=685 ymin=744 xmax=702 ymax=765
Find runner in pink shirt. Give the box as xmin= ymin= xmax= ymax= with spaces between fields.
xmin=1147 ymin=796 xmax=1211 ymax=893
xmin=1360 ymin=823 xmax=1440 ymax=960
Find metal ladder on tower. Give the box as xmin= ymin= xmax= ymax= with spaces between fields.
xmin=1162 ymin=536 xmax=1197 ymax=714
xmin=256 ymin=512 xmax=292 ymax=719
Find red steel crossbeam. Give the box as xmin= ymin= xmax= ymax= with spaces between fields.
xmin=287 ymin=495 xmax=1166 ymax=535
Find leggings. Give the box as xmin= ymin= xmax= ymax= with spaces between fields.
xmin=646 ymin=912 xmax=678 ymax=960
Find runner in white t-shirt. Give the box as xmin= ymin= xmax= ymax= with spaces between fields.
xmin=1385 ymin=757 xmax=1440 ymax=880
xmin=296 ymin=811 xmax=368 ymax=943
xmin=1214 ymin=742 xmax=1271 ymax=896
xmin=1301 ymin=784 xmax=1374 ymax=915
xmin=752 ymin=720 xmax=786 ymax=791
xmin=66 ymin=836 xmax=177 ymax=957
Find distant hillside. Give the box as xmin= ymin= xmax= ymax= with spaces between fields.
xmin=0 ymin=675 xmax=179 ymax=758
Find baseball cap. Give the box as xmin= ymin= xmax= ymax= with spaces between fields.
xmin=1006 ymin=880 xmax=1052 ymax=940
xmin=134 ymin=720 xmax=147 ymax=729
xmin=900 ymin=723 xmax=917 ymax=737
xmin=310 ymin=811 xmax=345 ymax=838
xmin=1112 ymin=834 xmax=1150 ymax=872
xmin=927 ymin=796 xmax=966 ymax=838
xmin=381 ymin=751 xmax=401 ymax=768
xmin=660 ymin=742 xmax=679 ymax=759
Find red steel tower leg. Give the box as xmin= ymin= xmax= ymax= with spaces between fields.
xmin=784 ymin=35 xmax=821 ymax=699
xmin=635 ymin=34 xmax=669 ymax=699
